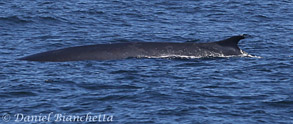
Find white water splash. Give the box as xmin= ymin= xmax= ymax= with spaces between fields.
xmin=140 ymin=50 xmax=261 ymax=59
xmin=239 ymin=50 xmax=262 ymax=58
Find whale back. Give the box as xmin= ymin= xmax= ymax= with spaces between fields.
xmin=18 ymin=35 xmax=247 ymax=62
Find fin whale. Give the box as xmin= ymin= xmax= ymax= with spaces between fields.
xmin=18 ymin=35 xmax=246 ymax=62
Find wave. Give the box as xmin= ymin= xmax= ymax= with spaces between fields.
xmin=0 ymin=15 xmax=68 ymax=24
xmin=0 ymin=16 xmax=32 ymax=23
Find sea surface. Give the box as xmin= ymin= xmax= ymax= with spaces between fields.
xmin=0 ymin=0 xmax=292 ymax=124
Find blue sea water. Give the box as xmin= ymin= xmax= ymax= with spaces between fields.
xmin=0 ymin=0 xmax=292 ymax=123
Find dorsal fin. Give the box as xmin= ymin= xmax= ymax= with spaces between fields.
xmin=216 ymin=35 xmax=246 ymax=48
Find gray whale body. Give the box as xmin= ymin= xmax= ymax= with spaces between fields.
xmin=19 ymin=35 xmax=246 ymax=62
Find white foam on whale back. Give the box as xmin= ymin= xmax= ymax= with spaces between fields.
xmin=140 ymin=49 xmax=261 ymax=59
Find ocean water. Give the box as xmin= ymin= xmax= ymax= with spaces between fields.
xmin=0 ymin=0 xmax=292 ymax=124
